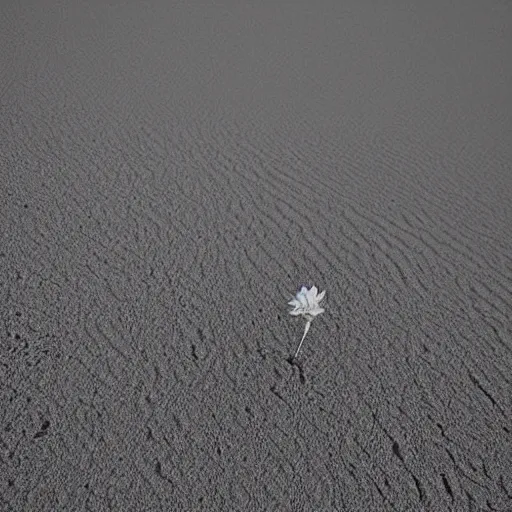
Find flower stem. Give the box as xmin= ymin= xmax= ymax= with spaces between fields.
xmin=294 ymin=321 xmax=311 ymax=358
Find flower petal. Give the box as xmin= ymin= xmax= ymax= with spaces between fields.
xmin=297 ymin=293 xmax=308 ymax=307
xmin=316 ymin=290 xmax=326 ymax=302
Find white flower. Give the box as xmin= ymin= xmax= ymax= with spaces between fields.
xmin=288 ymin=286 xmax=325 ymax=358
xmin=288 ymin=286 xmax=326 ymax=320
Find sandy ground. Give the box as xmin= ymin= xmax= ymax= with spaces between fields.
xmin=1 ymin=1 xmax=512 ymax=510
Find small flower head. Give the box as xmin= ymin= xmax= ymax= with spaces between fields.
xmin=288 ymin=285 xmax=325 ymax=322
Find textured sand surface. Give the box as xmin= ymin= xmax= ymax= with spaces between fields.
xmin=2 ymin=1 xmax=512 ymax=510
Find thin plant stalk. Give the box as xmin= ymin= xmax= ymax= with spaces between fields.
xmin=294 ymin=320 xmax=311 ymax=358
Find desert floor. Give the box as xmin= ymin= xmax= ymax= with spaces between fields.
xmin=2 ymin=1 xmax=512 ymax=510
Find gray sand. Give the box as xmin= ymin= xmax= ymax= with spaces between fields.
xmin=1 ymin=1 xmax=512 ymax=510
